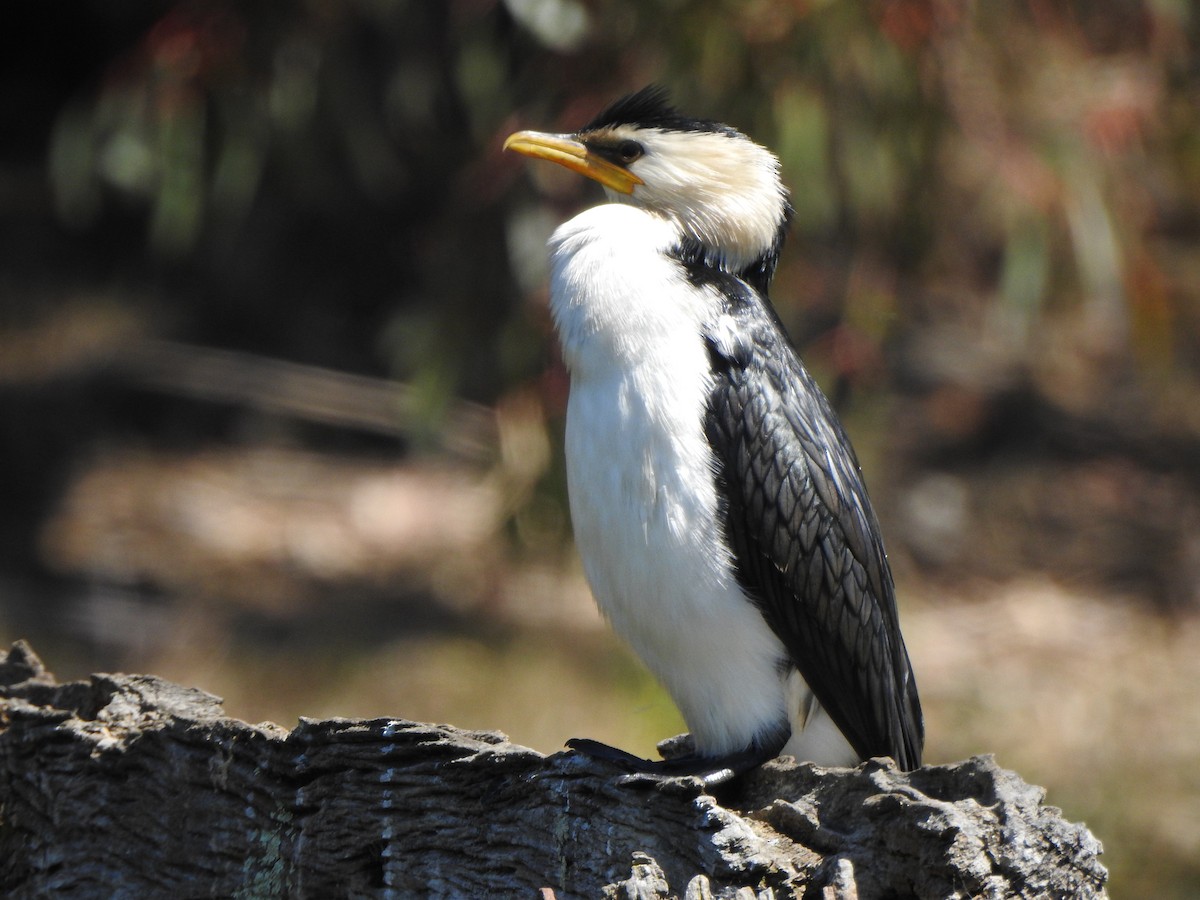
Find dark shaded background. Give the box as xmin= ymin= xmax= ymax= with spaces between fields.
xmin=2 ymin=2 xmax=1198 ymax=895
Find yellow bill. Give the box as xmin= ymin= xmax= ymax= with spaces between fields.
xmin=504 ymin=130 xmax=643 ymax=195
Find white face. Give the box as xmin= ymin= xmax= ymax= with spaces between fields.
xmin=587 ymin=125 xmax=789 ymax=275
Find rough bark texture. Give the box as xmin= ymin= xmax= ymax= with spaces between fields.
xmin=0 ymin=641 xmax=1106 ymax=899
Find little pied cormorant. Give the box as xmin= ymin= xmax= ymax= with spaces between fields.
xmin=505 ymin=87 xmax=923 ymax=781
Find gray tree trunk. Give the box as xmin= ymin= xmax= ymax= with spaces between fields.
xmin=0 ymin=641 xmax=1106 ymax=899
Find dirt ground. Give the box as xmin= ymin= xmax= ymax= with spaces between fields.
xmin=3 ymin=442 xmax=1197 ymax=897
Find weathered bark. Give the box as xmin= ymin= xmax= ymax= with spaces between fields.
xmin=0 ymin=641 xmax=1106 ymax=899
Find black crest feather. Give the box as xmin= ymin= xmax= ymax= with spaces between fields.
xmin=581 ymin=85 xmax=737 ymax=136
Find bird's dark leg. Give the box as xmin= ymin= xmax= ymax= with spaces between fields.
xmin=567 ymin=726 xmax=789 ymax=788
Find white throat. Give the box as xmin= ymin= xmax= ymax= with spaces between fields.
xmin=547 ymin=203 xmax=791 ymax=755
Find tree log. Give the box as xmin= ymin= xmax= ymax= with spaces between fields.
xmin=0 ymin=641 xmax=1106 ymax=899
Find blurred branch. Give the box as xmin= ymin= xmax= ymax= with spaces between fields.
xmin=112 ymin=339 xmax=497 ymax=460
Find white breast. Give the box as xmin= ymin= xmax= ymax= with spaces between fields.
xmin=548 ymin=203 xmax=790 ymax=756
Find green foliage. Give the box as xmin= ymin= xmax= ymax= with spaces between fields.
xmin=32 ymin=1 xmax=1200 ymax=401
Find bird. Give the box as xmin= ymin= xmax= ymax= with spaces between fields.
xmin=504 ymin=86 xmax=923 ymax=782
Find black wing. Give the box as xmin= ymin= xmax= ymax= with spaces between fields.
xmin=700 ymin=273 xmax=924 ymax=770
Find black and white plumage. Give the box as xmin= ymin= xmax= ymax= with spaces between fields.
xmin=505 ymin=87 xmax=923 ymax=778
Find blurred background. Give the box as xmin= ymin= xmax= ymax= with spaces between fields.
xmin=2 ymin=0 xmax=1198 ymax=894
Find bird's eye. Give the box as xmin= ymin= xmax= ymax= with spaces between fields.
xmin=617 ymin=140 xmax=644 ymax=164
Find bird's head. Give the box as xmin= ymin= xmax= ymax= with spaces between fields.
xmin=505 ymin=86 xmax=791 ymax=286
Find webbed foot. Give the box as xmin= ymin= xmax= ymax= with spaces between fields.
xmin=566 ymin=730 xmax=787 ymax=788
